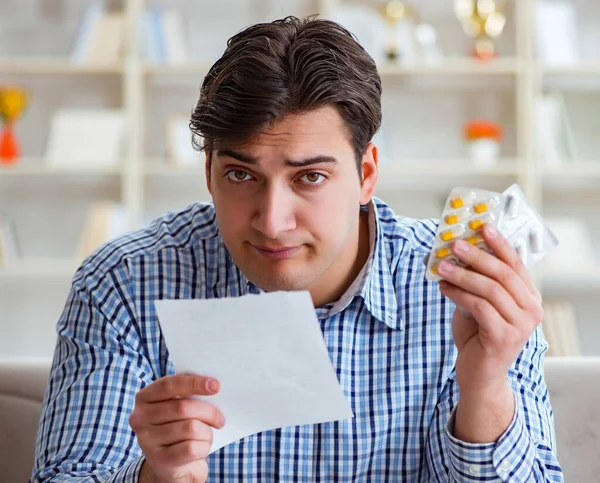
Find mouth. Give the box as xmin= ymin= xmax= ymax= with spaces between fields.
xmin=251 ymin=244 xmax=302 ymax=260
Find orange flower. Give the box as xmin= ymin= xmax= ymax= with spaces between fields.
xmin=464 ymin=120 xmax=502 ymax=141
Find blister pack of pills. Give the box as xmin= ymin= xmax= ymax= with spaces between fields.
xmin=425 ymin=183 xmax=559 ymax=282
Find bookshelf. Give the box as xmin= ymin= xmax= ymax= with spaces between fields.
xmin=1 ymin=0 xmax=599 ymax=357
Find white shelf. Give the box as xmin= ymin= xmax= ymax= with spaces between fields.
xmin=377 ymin=57 xmax=521 ymax=76
xmin=0 ymin=58 xmax=124 ymax=75
xmin=143 ymin=62 xmax=212 ymax=75
xmin=542 ymin=162 xmax=600 ymax=178
xmin=143 ymin=163 xmax=202 ymax=176
xmin=378 ymin=160 xmax=520 ymax=178
xmin=0 ymin=259 xmax=79 ymax=280
xmin=542 ymin=273 xmax=600 ymax=293
xmin=542 ymin=61 xmax=600 ymax=76
xmin=0 ymin=162 xmax=123 ymax=178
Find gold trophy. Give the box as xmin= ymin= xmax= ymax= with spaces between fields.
xmin=0 ymin=85 xmax=28 ymax=165
xmin=376 ymin=1 xmax=417 ymax=61
xmin=454 ymin=0 xmax=507 ymax=60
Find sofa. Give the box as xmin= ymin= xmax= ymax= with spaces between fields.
xmin=1 ymin=357 xmax=599 ymax=482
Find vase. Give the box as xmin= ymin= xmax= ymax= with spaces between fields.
xmin=0 ymin=123 xmax=19 ymax=165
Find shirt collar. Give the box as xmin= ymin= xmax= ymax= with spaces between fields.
xmin=357 ymin=199 xmax=401 ymax=330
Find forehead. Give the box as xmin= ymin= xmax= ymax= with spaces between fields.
xmin=221 ymin=105 xmax=354 ymax=159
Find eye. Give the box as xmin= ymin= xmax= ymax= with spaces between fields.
xmin=299 ymin=172 xmax=326 ymax=185
xmin=225 ymin=169 xmax=254 ymax=182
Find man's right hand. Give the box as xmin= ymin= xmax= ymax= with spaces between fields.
xmin=129 ymin=374 xmax=225 ymax=483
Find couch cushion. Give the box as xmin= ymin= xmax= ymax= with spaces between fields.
xmin=545 ymin=357 xmax=600 ymax=483
xmin=0 ymin=359 xmax=51 ymax=483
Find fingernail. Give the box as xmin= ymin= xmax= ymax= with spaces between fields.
xmin=485 ymin=224 xmax=497 ymax=238
xmin=453 ymin=240 xmax=469 ymax=254
xmin=207 ymin=379 xmax=219 ymax=393
xmin=438 ymin=261 xmax=455 ymax=275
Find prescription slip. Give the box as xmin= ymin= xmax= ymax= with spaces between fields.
xmin=155 ymin=291 xmax=354 ymax=454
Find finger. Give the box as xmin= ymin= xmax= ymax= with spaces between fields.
xmin=481 ymin=224 xmax=540 ymax=299
xmin=146 ymin=398 xmax=226 ymax=429
xmin=437 ymin=259 xmax=525 ymax=325
xmin=447 ymin=237 xmax=534 ymax=310
xmin=158 ymin=440 xmax=212 ymax=467
xmin=138 ymin=374 xmax=220 ymax=403
xmin=148 ymin=419 xmax=214 ymax=448
xmin=439 ymin=281 xmax=505 ymax=338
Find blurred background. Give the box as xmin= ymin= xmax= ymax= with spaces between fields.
xmin=0 ymin=0 xmax=598 ymax=358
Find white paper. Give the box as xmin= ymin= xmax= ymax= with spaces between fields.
xmin=154 ymin=291 xmax=354 ymax=454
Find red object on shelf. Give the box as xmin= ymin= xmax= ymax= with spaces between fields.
xmin=464 ymin=120 xmax=503 ymax=141
xmin=0 ymin=124 xmax=19 ymax=165
xmin=472 ymin=49 xmax=496 ymax=61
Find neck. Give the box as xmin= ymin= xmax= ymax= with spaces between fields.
xmin=310 ymin=209 xmax=371 ymax=307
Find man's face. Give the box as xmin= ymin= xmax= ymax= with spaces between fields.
xmin=206 ymin=106 xmax=377 ymax=295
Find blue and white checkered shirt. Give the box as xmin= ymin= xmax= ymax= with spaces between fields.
xmin=32 ymin=198 xmax=563 ymax=482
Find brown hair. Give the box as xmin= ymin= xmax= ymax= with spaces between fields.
xmin=190 ymin=15 xmax=382 ymax=169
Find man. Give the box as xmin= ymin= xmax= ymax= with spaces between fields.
xmin=32 ymin=16 xmax=562 ymax=482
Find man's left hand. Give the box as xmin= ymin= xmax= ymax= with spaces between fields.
xmin=436 ymin=223 xmax=544 ymax=395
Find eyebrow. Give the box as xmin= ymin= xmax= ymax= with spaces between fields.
xmin=217 ymin=149 xmax=338 ymax=167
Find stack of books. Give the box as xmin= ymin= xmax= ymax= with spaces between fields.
xmin=543 ymin=300 xmax=582 ymax=357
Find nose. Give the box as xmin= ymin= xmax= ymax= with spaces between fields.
xmin=251 ymin=182 xmax=296 ymax=240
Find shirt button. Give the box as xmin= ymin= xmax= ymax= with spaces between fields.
xmin=469 ymin=464 xmax=480 ymax=475
xmin=500 ymin=460 xmax=511 ymax=471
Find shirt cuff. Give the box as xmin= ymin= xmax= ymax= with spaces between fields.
xmin=106 ymin=456 xmax=145 ymax=483
xmin=445 ymin=393 xmax=537 ymax=481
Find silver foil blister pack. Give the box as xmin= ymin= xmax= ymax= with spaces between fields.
xmin=426 ymin=183 xmax=559 ymax=282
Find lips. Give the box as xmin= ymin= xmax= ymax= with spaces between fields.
xmin=251 ymin=244 xmax=301 ymax=260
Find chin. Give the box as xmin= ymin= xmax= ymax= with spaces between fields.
xmin=246 ymin=269 xmax=314 ymax=293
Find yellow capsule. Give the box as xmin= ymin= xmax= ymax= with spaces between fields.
xmin=473 ymin=197 xmax=499 ymax=214
xmin=440 ymin=225 xmax=466 ymax=242
xmin=444 ymin=209 xmax=468 ymax=226
xmin=468 ymin=214 xmax=494 ymax=231
xmin=431 ymin=264 xmax=438 ymax=275
xmin=436 ymin=247 xmax=451 ymax=258
xmin=445 ymin=213 xmax=459 ymax=225
xmin=469 ymin=218 xmax=485 ymax=230
xmin=473 ymin=203 xmax=488 ymax=214
xmin=465 ymin=235 xmax=483 ymax=245
xmin=449 ymin=197 xmax=464 ymax=209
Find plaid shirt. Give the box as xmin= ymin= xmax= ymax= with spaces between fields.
xmin=32 ymin=198 xmax=563 ymax=482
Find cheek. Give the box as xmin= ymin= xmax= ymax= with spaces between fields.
xmin=214 ymin=196 xmax=250 ymax=235
xmin=298 ymin=190 xmax=357 ymax=241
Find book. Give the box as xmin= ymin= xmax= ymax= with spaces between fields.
xmin=162 ymin=9 xmax=188 ymax=64
xmin=534 ymin=1 xmax=580 ymax=66
xmin=70 ymin=1 xmax=103 ymax=63
xmin=535 ymin=91 xmax=577 ymax=168
xmin=86 ymin=11 xmax=125 ymax=63
xmin=543 ymin=300 xmax=581 ymax=357
xmin=70 ymin=4 xmax=125 ymax=64
xmin=0 ymin=213 xmax=19 ymax=267
xmin=142 ymin=7 xmax=189 ymax=64
xmin=75 ymin=202 xmax=127 ymax=260
xmin=44 ymin=109 xmax=125 ymax=170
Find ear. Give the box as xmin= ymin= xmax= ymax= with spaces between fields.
xmin=205 ymin=151 xmax=212 ymax=196
xmin=359 ymin=142 xmax=378 ymax=205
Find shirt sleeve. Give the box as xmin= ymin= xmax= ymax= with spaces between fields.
xmin=31 ymin=264 xmax=154 ymax=482
xmin=424 ymin=325 xmax=564 ymax=482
